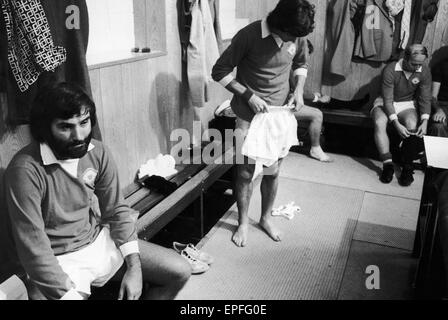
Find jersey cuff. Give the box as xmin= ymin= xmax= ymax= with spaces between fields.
xmin=389 ymin=114 xmax=398 ymax=122
xmin=120 ymin=241 xmax=140 ymax=258
xmin=293 ymin=68 xmax=308 ymax=78
xmin=218 ymin=74 xmax=235 ymax=87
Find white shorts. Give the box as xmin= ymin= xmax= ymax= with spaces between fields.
xmin=55 ymin=227 xmax=124 ymax=295
xmin=371 ymin=97 xmax=416 ymax=115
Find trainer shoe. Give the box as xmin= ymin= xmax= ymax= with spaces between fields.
xmin=180 ymin=250 xmax=209 ymax=275
xmin=399 ymin=165 xmax=414 ymax=187
xmin=173 ymin=242 xmax=214 ymax=265
xmin=380 ymin=164 xmax=395 ymax=184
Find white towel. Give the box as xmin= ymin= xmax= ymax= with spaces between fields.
xmin=241 ymin=107 xmax=299 ymax=167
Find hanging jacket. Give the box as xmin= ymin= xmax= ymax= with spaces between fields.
xmin=187 ymin=0 xmax=220 ymax=108
xmin=327 ymin=0 xmax=356 ymax=77
xmin=353 ymin=0 xmax=396 ymax=62
xmin=410 ymin=0 xmax=439 ymax=44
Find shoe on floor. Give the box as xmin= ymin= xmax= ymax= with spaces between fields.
xmin=399 ymin=165 xmax=414 ymax=187
xmin=173 ymin=242 xmax=214 ymax=265
xmin=380 ymin=164 xmax=394 ymax=184
xmin=180 ymin=250 xmax=210 ymax=275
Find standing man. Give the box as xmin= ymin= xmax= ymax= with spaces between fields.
xmin=4 ymin=83 xmax=191 ymax=300
xmin=212 ymin=0 xmax=318 ymax=247
xmin=428 ymin=56 xmax=448 ymax=137
xmin=371 ymin=44 xmax=432 ymax=186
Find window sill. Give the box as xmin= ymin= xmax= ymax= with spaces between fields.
xmin=87 ymin=50 xmax=167 ymax=70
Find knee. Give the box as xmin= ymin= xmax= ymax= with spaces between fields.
xmin=374 ymin=117 xmax=388 ymax=132
xmin=237 ymin=165 xmax=255 ymax=182
xmin=312 ymin=110 xmax=323 ymax=124
xmin=169 ymin=257 xmax=192 ymax=285
xmin=403 ymin=118 xmax=418 ymax=132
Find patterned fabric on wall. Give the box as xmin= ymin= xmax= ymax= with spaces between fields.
xmin=1 ymin=0 xmax=66 ymax=92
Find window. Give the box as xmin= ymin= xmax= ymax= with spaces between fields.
xmin=86 ymin=0 xmax=135 ymax=57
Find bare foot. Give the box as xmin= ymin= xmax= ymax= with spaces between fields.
xmin=232 ymin=224 xmax=248 ymax=247
xmin=310 ymin=146 xmax=332 ymax=163
xmin=259 ymin=218 xmax=282 ymax=242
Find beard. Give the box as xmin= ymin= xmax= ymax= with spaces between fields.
xmin=47 ymin=132 xmax=93 ymax=160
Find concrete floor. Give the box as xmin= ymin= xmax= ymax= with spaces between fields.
xmin=176 ymin=151 xmax=423 ymax=300
xmin=282 ymin=152 xmax=422 ymax=300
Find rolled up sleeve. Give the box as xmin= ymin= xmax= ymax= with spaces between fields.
xmin=292 ymin=38 xmax=309 ymax=78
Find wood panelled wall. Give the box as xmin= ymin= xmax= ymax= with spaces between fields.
xmin=1 ymin=0 xmax=448 ymax=189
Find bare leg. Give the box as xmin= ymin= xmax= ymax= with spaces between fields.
xmin=294 ymin=105 xmax=331 ymax=162
xmin=372 ymin=107 xmax=396 ymax=183
xmin=372 ymin=107 xmax=390 ymax=157
xmin=233 ymin=161 xmax=255 ymax=247
xmin=259 ymin=159 xmax=283 ymax=242
xmin=111 ymin=240 xmax=191 ymax=300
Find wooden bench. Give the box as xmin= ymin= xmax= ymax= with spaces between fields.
xmin=132 ymin=142 xmax=235 ymax=241
xmin=319 ymin=107 xmax=373 ymax=128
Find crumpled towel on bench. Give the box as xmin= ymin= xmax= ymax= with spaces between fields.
xmin=241 ymin=106 xmax=299 ymax=167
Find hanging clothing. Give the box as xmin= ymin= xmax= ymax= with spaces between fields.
xmin=0 ymin=7 xmax=7 ymax=94
xmin=384 ymin=0 xmax=405 ymax=15
xmin=178 ymin=0 xmax=193 ymax=63
xmin=443 ymin=22 xmax=448 ymax=46
xmin=353 ymin=0 xmax=396 ymax=62
xmin=327 ymin=0 xmax=402 ymax=75
xmin=0 ymin=0 xmax=100 ymax=140
xmin=327 ymin=0 xmax=356 ymax=77
xmin=410 ymin=0 xmax=439 ymax=44
xmin=187 ymin=0 xmax=220 ymax=108
xmin=241 ymin=108 xmax=299 ymax=168
xmin=324 ymin=0 xmax=405 ymax=101
xmin=1 ymin=0 xmax=66 ymax=93
xmin=399 ymin=0 xmax=412 ymax=49
xmin=208 ymin=0 xmax=222 ymax=48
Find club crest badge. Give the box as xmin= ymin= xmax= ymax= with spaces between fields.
xmin=287 ymin=44 xmax=297 ymax=56
xmin=411 ymin=77 xmax=420 ymax=85
xmin=82 ymin=168 xmax=98 ymax=188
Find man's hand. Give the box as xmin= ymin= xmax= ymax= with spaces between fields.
xmin=319 ymin=95 xmax=331 ymax=104
xmin=248 ymin=94 xmax=268 ymax=114
xmin=393 ymin=121 xmax=411 ymax=139
xmin=416 ymin=120 xmax=428 ymax=138
xmin=432 ymin=109 xmax=447 ymax=123
xmin=287 ymin=92 xmax=305 ymax=111
xmin=118 ymin=254 xmax=142 ymax=300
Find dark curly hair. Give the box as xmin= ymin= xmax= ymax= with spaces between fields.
xmin=267 ymin=0 xmax=315 ymax=38
xmin=30 ymin=82 xmax=97 ymax=143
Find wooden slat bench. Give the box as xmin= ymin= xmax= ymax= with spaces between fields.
xmin=134 ymin=143 xmax=235 ymax=241
xmin=319 ymin=107 xmax=373 ymax=128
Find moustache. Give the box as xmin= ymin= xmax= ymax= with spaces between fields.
xmin=68 ymin=140 xmax=88 ymax=148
